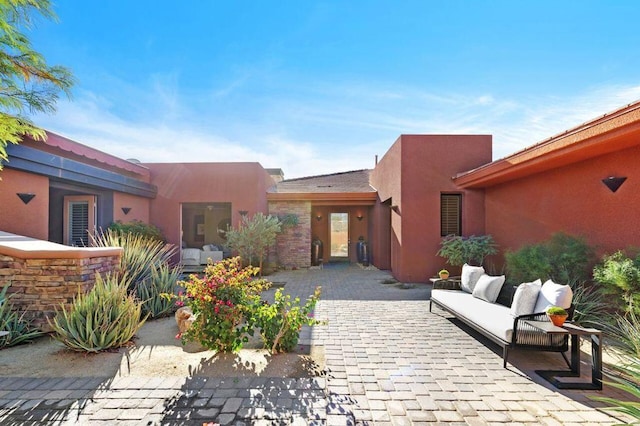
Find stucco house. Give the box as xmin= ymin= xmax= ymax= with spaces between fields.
xmin=1 ymin=100 xmax=639 ymax=283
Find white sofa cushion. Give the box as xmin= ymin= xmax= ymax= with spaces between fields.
xmin=472 ymin=274 xmax=505 ymax=303
xmin=533 ymin=279 xmax=573 ymax=313
xmin=510 ymin=279 xmax=542 ymax=317
xmin=431 ymin=289 xmax=514 ymax=342
xmin=181 ymin=248 xmax=201 ymax=266
xmin=460 ymin=263 xmax=485 ymax=293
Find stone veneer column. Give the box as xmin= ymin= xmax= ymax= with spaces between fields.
xmin=0 ymin=253 xmax=120 ymax=331
xmin=268 ymin=200 xmax=312 ymax=269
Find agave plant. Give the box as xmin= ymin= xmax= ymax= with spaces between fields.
xmin=0 ymin=286 xmax=43 ymax=348
xmin=137 ymin=263 xmax=182 ymax=318
xmin=49 ymin=273 xmax=146 ymax=352
xmin=91 ymin=228 xmax=178 ymax=292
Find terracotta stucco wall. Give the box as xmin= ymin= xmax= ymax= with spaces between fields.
xmin=144 ymin=163 xmax=275 ymax=257
xmin=370 ymin=137 xmax=402 ymax=274
xmin=112 ymin=192 xmax=151 ymax=224
xmin=371 ymin=135 xmax=492 ymax=282
xmin=485 ymin=144 xmax=640 ymax=265
xmin=0 ymin=168 xmax=49 ymax=239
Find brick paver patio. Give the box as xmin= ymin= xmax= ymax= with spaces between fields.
xmin=0 ymin=264 xmax=632 ymax=425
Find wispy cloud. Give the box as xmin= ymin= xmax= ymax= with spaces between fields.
xmin=33 ymin=77 xmax=640 ymax=179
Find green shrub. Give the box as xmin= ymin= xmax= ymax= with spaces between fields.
xmin=49 ymin=274 xmax=146 ymax=352
xmin=92 ymin=228 xmax=178 ymax=292
xmin=437 ymin=234 xmax=498 ymax=267
xmin=256 ymin=286 xmax=322 ymax=354
xmin=225 ymin=213 xmax=281 ymax=275
xmin=170 ymin=257 xmax=269 ymax=352
xmin=108 ymin=219 xmax=165 ymax=242
xmin=137 ymin=263 xmax=183 ymax=318
xmin=593 ymin=250 xmax=640 ymax=315
xmin=0 ymin=286 xmax=43 ymax=348
xmin=505 ymin=233 xmax=595 ymax=285
xmin=504 ymin=244 xmax=551 ymax=284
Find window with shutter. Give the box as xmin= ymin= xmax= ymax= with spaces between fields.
xmin=63 ymin=195 xmax=96 ymax=246
xmin=441 ymin=194 xmax=461 ymax=236
xmin=68 ymin=201 xmax=89 ymax=246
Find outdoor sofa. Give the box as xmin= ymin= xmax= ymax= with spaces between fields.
xmin=430 ymin=264 xmax=574 ymax=368
xmin=181 ymin=244 xmax=224 ymax=266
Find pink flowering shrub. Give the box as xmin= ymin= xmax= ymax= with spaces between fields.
xmin=165 ymin=256 xmax=325 ymax=354
xmin=173 ymin=257 xmax=269 ymax=352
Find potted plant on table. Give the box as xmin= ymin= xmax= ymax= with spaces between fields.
xmin=438 ymin=269 xmax=450 ymax=280
xmin=546 ymin=306 xmax=569 ymax=326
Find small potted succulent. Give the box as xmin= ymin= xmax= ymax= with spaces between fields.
xmin=546 ymin=306 xmax=568 ymax=326
xmin=438 ymin=269 xmax=450 ymax=280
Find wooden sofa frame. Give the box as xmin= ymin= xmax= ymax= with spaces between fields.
xmin=429 ymin=279 xmax=573 ymax=368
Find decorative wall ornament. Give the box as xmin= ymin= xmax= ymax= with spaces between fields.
xmin=602 ymin=176 xmax=627 ymax=193
xmin=16 ymin=193 xmax=35 ymax=204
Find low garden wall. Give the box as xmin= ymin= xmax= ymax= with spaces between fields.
xmin=0 ymin=231 xmax=122 ymax=331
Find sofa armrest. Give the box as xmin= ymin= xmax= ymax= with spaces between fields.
xmin=511 ymin=305 xmax=575 ymax=344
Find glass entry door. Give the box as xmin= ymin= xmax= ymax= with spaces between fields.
xmin=330 ymin=213 xmax=349 ymax=258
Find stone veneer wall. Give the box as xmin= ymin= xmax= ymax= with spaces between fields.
xmin=0 ymin=254 xmax=120 ymax=331
xmin=268 ymin=200 xmax=312 ymax=269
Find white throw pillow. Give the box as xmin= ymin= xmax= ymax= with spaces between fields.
xmin=533 ymin=279 xmax=573 ymax=313
xmin=472 ymin=274 xmax=506 ymax=303
xmin=460 ymin=263 xmax=485 ymax=293
xmin=510 ymin=279 xmax=542 ymax=317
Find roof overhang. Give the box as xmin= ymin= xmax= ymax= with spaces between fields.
xmin=5 ymin=144 xmax=157 ymax=198
xmin=267 ymin=192 xmax=377 ymax=206
xmin=455 ymin=102 xmax=640 ymax=188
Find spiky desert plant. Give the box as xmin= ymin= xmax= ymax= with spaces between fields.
xmin=49 ymin=273 xmax=146 ymax=352
xmin=91 ymin=228 xmax=178 ymax=292
xmin=591 ymin=361 xmax=640 ymax=423
xmin=0 ymin=286 xmax=43 ymax=348
xmin=137 ymin=263 xmax=182 ymax=318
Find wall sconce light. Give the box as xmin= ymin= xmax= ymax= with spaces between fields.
xmin=239 ymin=210 xmax=248 ymax=216
xmin=121 ymin=207 xmax=132 ymax=215
xmin=16 ymin=192 xmax=35 ymax=204
xmin=357 ymin=214 xmax=364 ymax=221
xmin=316 ymin=214 xmax=322 ymax=221
xmin=602 ymin=176 xmax=627 ymax=193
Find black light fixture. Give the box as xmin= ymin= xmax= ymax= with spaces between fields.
xmin=16 ymin=192 xmax=35 ymax=204
xmin=316 ymin=214 xmax=322 ymax=221
xmin=602 ymin=176 xmax=627 ymax=193
xmin=357 ymin=214 xmax=364 ymax=221
xmin=239 ymin=210 xmax=248 ymax=216
xmin=121 ymin=207 xmax=132 ymax=215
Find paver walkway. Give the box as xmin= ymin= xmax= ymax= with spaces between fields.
xmin=0 ymin=264 xmax=632 ymax=425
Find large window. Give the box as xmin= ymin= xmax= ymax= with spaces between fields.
xmin=441 ymin=194 xmax=461 ymax=236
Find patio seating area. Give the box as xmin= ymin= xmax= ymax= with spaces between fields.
xmin=0 ymin=264 xmax=632 ymax=424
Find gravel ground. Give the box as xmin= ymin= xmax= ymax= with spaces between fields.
xmin=0 ymin=316 xmax=325 ymax=379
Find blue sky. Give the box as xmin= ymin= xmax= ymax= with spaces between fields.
xmin=30 ymin=1 xmax=640 ymax=178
